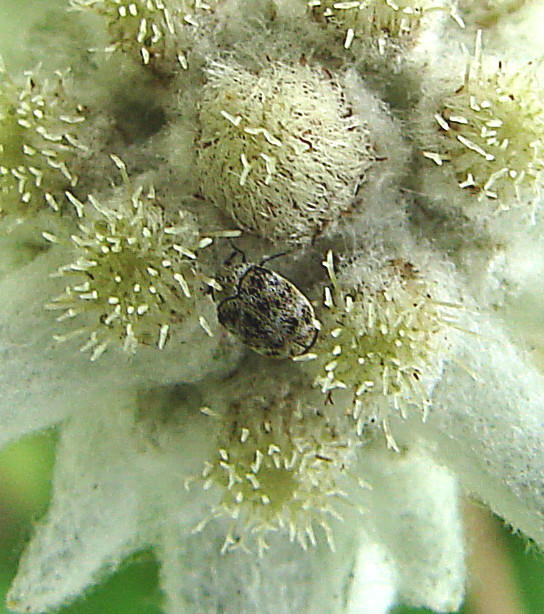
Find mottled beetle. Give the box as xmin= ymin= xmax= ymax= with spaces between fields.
xmin=215 ymin=256 xmax=320 ymax=359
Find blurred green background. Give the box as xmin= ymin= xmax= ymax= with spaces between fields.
xmin=0 ymin=431 xmax=162 ymax=614
xmin=0 ymin=430 xmax=542 ymax=613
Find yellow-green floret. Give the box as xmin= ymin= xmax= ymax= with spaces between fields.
xmin=70 ymin=0 xmax=217 ymax=67
xmin=422 ymin=35 xmax=544 ymax=213
xmin=46 ymin=156 xmax=211 ymax=360
xmin=0 ymin=63 xmax=86 ymax=224
xmin=195 ymin=377 xmax=360 ymax=554
xmin=305 ymin=0 xmax=452 ymax=51
xmin=310 ymin=251 xmax=451 ymax=444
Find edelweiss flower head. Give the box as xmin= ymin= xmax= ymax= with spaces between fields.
xmin=4 ymin=1 xmax=544 ymax=614
xmin=419 ymin=32 xmax=544 ymax=219
xmin=195 ymin=57 xmax=374 ymax=243
xmin=306 ymin=250 xmax=454 ymax=443
xmin=45 ymin=156 xmax=213 ymax=360
xmin=195 ymin=368 xmax=362 ymax=555
xmin=0 ymin=62 xmax=86 ymax=225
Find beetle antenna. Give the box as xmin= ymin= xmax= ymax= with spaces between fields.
xmin=259 ymin=250 xmax=293 ymax=266
xmin=226 ymin=240 xmax=246 ymax=264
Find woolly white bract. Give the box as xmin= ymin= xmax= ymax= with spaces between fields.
xmin=1 ymin=1 xmax=543 ymax=613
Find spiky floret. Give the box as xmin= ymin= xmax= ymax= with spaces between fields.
xmin=46 ymin=156 xmax=213 ymax=361
xmin=421 ymin=33 xmax=544 ymax=214
xmin=70 ymin=0 xmax=217 ymax=68
xmin=305 ymin=0 xmax=456 ymax=52
xmin=195 ymin=58 xmax=374 ymax=244
xmin=0 ymin=62 xmax=86 ymax=224
xmin=195 ymin=377 xmax=361 ymax=555
xmin=308 ymin=251 xmax=451 ymax=447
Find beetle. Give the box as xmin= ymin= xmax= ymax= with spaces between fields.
xmin=215 ymin=257 xmax=320 ymax=359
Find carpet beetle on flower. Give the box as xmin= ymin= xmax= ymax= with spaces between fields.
xmin=215 ymin=260 xmax=320 ymax=359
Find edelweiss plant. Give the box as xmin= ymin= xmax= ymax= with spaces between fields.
xmin=1 ymin=0 xmax=544 ymax=613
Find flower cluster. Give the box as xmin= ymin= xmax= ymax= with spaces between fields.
xmin=419 ymin=32 xmax=544 ymax=218
xmin=70 ymin=0 xmax=218 ymax=69
xmin=307 ymin=251 xmax=453 ymax=446
xmin=46 ymin=156 xmax=212 ymax=360
xmin=194 ymin=369 xmax=362 ymax=555
xmin=305 ymin=0 xmax=455 ymax=52
xmin=0 ymin=62 xmax=86 ymax=225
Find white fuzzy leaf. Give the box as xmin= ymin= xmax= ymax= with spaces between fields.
xmin=7 ymin=395 xmax=143 ymax=612
xmin=349 ymin=444 xmax=465 ymax=612
xmin=400 ymin=315 xmax=544 ymax=548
